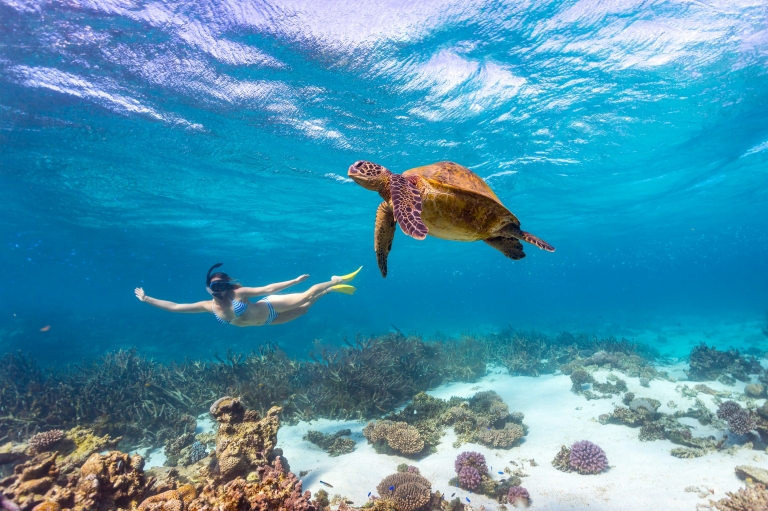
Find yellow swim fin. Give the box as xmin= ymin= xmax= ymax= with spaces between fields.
xmin=329 ymin=285 xmax=357 ymax=295
xmin=334 ymin=266 xmax=362 ymax=284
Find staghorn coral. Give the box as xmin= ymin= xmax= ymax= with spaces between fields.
xmin=507 ymin=486 xmax=530 ymax=507
xmin=710 ymin=483 xmax=768 ymax=511
xmin=568 ymin=440 xmax=608 ymax=475
xmin=363 ymin=421 xmax=424 ymax=456
xmin=137 ymin=484 xmax=196 ymax=510
xmin=209 ymin=397 xmax=281 ymax=481
xmin=376 ymin=473 xmax=431 ymax=511
xmin=28 ymin=431 xmax=64 ymax=455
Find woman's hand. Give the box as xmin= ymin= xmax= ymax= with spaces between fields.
xmin=295 ymin=274 xmax=310 ymax=283
xmin=135 ymin=287 xmax=148 ymax=302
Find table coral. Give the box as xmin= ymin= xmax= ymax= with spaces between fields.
xmin=303 ymin=430 xmax=355 ymax=457
xmin=209 ymin=397 xmax=281 ymax=481
xmin=376 ymin=473 xmax=431 ymax=511
xmin=477 ymin=424 xmax=524 ymax=449
xmin=363 ymin=421 xmax=424 ymax=456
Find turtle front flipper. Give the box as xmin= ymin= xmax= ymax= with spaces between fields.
xmin=389 ymin=174 xmax=428 ymax=240
xmin=374 ymin=202 xmax=396 ymax=278
xmin=484 ymin=237 xmax=526 ymax=260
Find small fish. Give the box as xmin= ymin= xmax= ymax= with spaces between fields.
xmin=498 ymin=471 xmax=503 ymax=474
xmin=368 ymin=492 xmax=371 ymax=497
xmin=389 ymin=486 xmax=395 ymax=491
xmin=466 ymin=497 xmax=471 ymax=503
xmin=319 ymin=481 xmax=333 ymax=488
xmin=451 ymin=493 xmax=455 ymax=497
xmin=39 ymin=325 xmax=50 ymax=332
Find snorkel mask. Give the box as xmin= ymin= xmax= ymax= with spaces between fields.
xmin=206 ymin=263 xmax=235 ymax=298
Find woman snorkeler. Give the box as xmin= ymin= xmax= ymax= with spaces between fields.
xmin=134 ymin=263 xmax=361 ymax=326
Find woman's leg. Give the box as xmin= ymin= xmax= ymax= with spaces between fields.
xmin=266 ymin=286 xmax=329 ymax=325
xmin=263 ymin=279 xmax=338 ymax=313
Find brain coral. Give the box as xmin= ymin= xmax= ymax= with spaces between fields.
xmin=376 ymin=473 xmax=432 ymax=511
xmin=569 ymin=440 xmax=608 ymax=475
xmin=210 ymin=396 xmax=282 ymax=481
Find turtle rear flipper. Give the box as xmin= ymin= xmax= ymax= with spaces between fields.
xmin=484 ymin=237 xmax=526 ymax=260
xmin=374 ymin=202 xmax=396 ymax=278
xmin=389 ymin=174 xmax=428 ymax=240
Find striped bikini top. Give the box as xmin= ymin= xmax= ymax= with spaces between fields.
xmin=214 ymin=299 xmax=248 ymax=325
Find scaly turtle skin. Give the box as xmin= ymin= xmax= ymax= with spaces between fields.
xmin=348 ymin=160 xmax=555 ymax=277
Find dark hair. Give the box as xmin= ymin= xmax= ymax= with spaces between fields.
xmin=208 ymin=271 xmax=241 ymax=288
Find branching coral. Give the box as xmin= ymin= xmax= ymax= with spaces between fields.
xmin=507 ymin=486 xmax=530 ymax=507
xmin=717 ymin=401 xmax=756 ymax=435
xmin=568 ymin=441 xmax=608 ymax=475
xmin=710 ymin=483 xmax=768 ymax=511
xmin=688 ymin=344 xmax=761 ymax=382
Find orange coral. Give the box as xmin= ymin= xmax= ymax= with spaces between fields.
xmin=188 ymin=457 xmax=315 ymax=511
xmin=137 ymin=484 xmax=197 ymax=511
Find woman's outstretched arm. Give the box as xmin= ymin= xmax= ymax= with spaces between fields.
xmin=236 ymin=274 xmax=310 ymax=298
xmin=135 ymin=287 xmax=210 ymax=313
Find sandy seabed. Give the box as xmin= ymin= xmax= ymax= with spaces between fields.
xmin=268 ymin=364 xmax=766 ymax=511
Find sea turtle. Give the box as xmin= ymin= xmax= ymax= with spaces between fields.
xmin=347 ymin=160 xmax=555 ymax=277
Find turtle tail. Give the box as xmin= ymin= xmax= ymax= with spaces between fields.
xmin=520 ymin=231 xmax=555 ymax=252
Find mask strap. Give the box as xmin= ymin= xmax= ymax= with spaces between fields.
xmin=206 ymin=263 xmax=223 ymax=285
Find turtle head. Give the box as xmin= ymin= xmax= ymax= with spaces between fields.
xmin=348 ymin=160 xmax=390 ymax=191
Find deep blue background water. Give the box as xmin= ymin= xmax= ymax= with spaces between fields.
xmin=1 ymin=0 xmax=767 ymax=365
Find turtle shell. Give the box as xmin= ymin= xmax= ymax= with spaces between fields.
xmin=403 ymin=161 xmax=502 ymax=204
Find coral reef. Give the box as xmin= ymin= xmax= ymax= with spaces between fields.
xmin=448 ymin=451 xmax=519 ymax=502
xmin=687 ymin=344 xmax=761 ymax=382
xmin=568 ymin=440 xmax=608 ymax=475
xmin=137 ymin=484 xmax=196 ymax=510
xmin=363 ymin=421 xmax=425 ymax=456
xmin=710 ymin=483 xmax=768 ymax=511
xmin=209 ymin=397 xmax=281 ymax=481
xmin=507 ymin=486 xmax=530 ymax=507
xmin=717 ymin=401 xmax=756 ymax=435
xmin=376 ymin=473 xmax=431 ymax=511
xmin=186 ymin=456 xmax=316 ymax=511
xmin=551 ymin=446 xmax=572 ymax=472
xmin=454 ymin=451 xmax=487 ymax=475
xmin=569 ymin=369 xmax=594 ymax=393
xmin=744 ymin=383 xmax=764 ymax=398
xmin=303 ymin=430 xmax=355 ymax=457
xmin=75 ymin=451 xmax=146 ymax=510
xmin=28 ymin=432 xmax=64 ymax=455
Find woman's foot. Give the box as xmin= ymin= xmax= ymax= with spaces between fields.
xmin=332 ymin=266 xmax=362 ymax=284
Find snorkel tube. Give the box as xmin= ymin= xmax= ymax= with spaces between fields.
xmin=206 ymin=262 xmax=224 ymax=297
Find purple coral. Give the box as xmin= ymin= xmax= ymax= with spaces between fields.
xmin=454 ymin=451 xmax=488 ymax=474
xmin=457 ymin=465 xmax=481 ymax=490
xmin=507 ymin=486 xmax=530 ymax=507
xmin=569 ymin=440 xmax=608 ymax=475
xmin=407 ymin=465 xmax=420 ymax=474
xmin=717 ymin=401 xmax=756 ymax=435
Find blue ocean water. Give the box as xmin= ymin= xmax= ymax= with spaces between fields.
xmin=1 ymin=0 xmax=767 ymax=365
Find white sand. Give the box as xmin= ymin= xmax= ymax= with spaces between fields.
xmin=277 ymin=365 xmax=767 ymax=511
